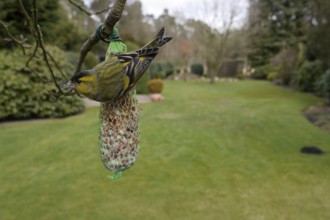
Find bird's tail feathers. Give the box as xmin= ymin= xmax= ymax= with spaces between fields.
xmin=143 ymin=27 xmax=172 ymax=49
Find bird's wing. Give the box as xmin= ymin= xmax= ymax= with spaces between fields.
xmin=116 ymin=50 xmax=157 ymax=91
xmin=114 ymin=46 xmax=162 ymax=96
xmin=116 ymin=52 xmax=139 ymax=86
xmin=131 ymin=57 xmax=154 ymax=87
xmin=116 ymin=52 xmax=138 ymax=63
xmin=132 ymin=48 xmax=159 ymax=85
xmin=135 ymin=47 xmax=159 ymax=57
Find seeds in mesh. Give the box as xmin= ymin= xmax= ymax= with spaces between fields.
xmin=99 ymin=92 xmax=140 ymax=173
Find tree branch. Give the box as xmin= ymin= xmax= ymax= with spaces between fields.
xmin=16 ymin=0 xmax=37 ymax=37
xmin=16 ymin=0 xmax=74 ymax=97
xmin=46 ymin=51 xmax=69 ymax=81
xmin=31 ymin=0 xmax=63 ymax=93
xmin=0 ymin=20 xmax=29 ymax=54
xmin=75 ymin=0 xmax=126 ymax=73
xmin=26 ymin=41 xmax=39 ymax=67
xmin=68 ymin=0 xmax=111 ymax=16
xmin=17 ymin=0 xmax=41 ymax=67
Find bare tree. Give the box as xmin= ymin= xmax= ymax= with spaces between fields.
xmin=187 ymin=0 xmax=240 ymax=83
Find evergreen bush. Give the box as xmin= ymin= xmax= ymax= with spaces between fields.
xmin=0 ymin=46 xmax=84 ymax=120
xmin=147 ymin=79 xmax=164 ymax=94
xmin=191 ymin=63 xmax=204 ymax=76
xmin=314 ymin=70 xmax=330 ymax=104
xmin=251 ymin=64 xmax=276 ymax=80
xmin=291 ymin=60 xmax=323 ymax=92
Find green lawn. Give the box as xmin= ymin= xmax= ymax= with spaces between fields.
xmin=1 ymin=80 xmax=330 ymax=220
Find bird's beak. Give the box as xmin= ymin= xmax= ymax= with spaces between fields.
xmin=63 ymin=81 xmax=76 ymax=88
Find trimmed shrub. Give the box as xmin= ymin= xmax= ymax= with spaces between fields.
xmin=147 ymin=79 xmax=164 ymax=94
xmin=251 ymin=64 xmax=276 ymax=80
xmin=191 ymin=63 xmax=204 ymax=76
xmin=291 ymin=60 xmax=324 ymax=92
xmin=0 ymin=46 xmax=84 ymax=120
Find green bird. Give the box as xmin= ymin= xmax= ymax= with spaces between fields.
xmin=64 ymin=27 xmax=172 ymax=102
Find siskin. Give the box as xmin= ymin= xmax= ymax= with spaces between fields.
xmin=64 ymin=27 xmax=172 ymax=102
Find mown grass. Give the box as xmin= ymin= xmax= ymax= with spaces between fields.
xmin=1 ymin=80 xmax=330 ymax=220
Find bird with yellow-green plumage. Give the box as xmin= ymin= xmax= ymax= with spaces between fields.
xmin=65 ymin=27 xmax=171 ymax=179
xmin=64 ymin=27 xmax=172 ymax=102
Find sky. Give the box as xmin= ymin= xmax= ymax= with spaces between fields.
xmin=84 ymin=0 xmax=249 ymax=28
xmin=139 ymin=0 xmax=193 ymax=17
xmin=140 ymin=0 xmax=249 ymax=28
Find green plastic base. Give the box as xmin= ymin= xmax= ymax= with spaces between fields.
xmin=107 ymin=171 xmax=122 ymax=180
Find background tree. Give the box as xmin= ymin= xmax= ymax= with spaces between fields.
xmin=246 ymin=0 xmax=330 ymax=102
xmin=117 ymin=1 xmax=152 ymax=46
xmin=306 ymin=0 xmax=330 ymax=68
xmin=0 ymin=0 xmax=86 ymax=50
xmin=247 ymin=0 xmax=310 ymax=82
xmin=184 ymin=0 xmax=240 ymax=83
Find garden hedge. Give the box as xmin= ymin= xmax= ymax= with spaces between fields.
xmin=0 ymin=46 xmax=84 ymax=120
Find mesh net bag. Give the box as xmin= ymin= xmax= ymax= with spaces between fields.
xmin=98 ymin=30 xmax=141 ymax=179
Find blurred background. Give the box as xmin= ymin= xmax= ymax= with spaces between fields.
xmin=1 ymin=0 xmax=330 ymax=219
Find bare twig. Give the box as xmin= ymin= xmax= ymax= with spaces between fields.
xmin=26 ymin=41 xmax=39 ymax=67
xmin=68 ymin=0 xmax=93 ymax=16
xmin=16 ymin=0 xmax=74 ymax=97
xmin=75 ymin=0 xmax=126 ymax=73
xmin=0 ymin=20 xmax=29 ymax=54
xmin=16 ymin=0 xmax=36 ymax=36
xmin=68 ymin=0 xmax=111 ymax=16
xmin=95 ymin=7 xmax=112 ymax=15
xmin=31 ymin=0 xmax=63 ymax=95
xmin=17 ymin=0 xmax=40 ymax=66
xmin=17 ymin=0 xmax=41 ymax=66
xmin=75 ymin=33 xmax=99 ymax=73
xmin=46 ymin=51 xmax=69 ymax=81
